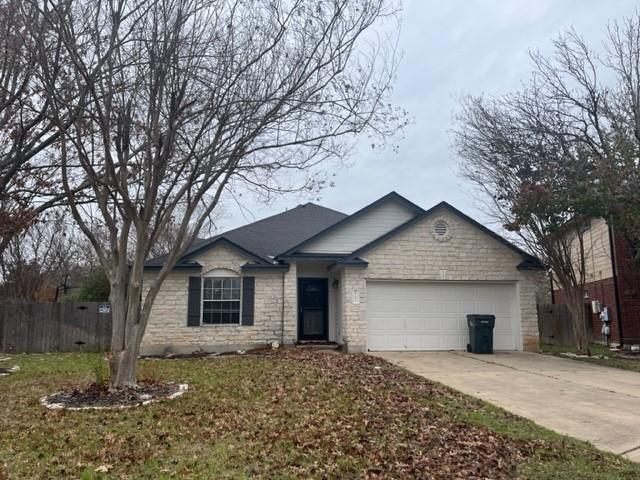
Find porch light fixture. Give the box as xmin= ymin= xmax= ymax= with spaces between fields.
xmin=332 ymin=279 xmax=339 ymax=289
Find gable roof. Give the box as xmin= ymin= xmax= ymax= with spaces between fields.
xmin=144 ymin=202 xmax=347 ymax=268
xmin=331 ymin=201 xmax=545 ymax=270
xmin=145 ymin=194 xmax=544 ymax=271
xmin=276 ymin=191 xmax=425 ymax=258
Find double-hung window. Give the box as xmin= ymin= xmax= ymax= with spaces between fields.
xmin=202 ymin=277 xmax=240 ymax=324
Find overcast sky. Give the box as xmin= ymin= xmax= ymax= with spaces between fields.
xmin=220 ymin=0 xmax=639 ymax=233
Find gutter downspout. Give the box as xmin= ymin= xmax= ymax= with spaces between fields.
xmin=607 ymin=221 xmax=625 ymax=348
xmin=549 ymin=270 xmax=555 ymax=304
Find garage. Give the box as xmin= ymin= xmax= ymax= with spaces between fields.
xmin=366 ymin=281 xmax=520 ymax=351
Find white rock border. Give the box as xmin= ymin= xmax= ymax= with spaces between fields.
xmin=0 ymin=365 xmax=19 ymax=377
xmin=40 ymin=383 xmax=188 ymax=410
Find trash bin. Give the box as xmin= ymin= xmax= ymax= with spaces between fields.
xmin=466 ymin=314 xmax=495 ymax=354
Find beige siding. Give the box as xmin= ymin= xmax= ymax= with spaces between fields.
xmin=552 ymin=218 xmax=614 ymax=289
xmin=339 ymin=207 xmax=543 ymax=352
xmin=301 ymin=199 xmax=415 ymax=254
xmin=141 ymin=244 xmax=297 ymax=355
xmin=583 ymin=218 xmax=613 ymax=281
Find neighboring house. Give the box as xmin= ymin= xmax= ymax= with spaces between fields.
xmin=141 ymin=192 xmax=545 ymax=355
xmin=552 ymin=218 xmax=640 ymax=346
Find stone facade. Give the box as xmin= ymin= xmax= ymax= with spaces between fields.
xmin=142 ymin=206 xmax=543 ymax=355
xmin=141 ymin=245 xmax=296 ymax=355
xmin=339 ymin=208 xmax=543 ymax=352
xmin=339 ymin=267 xmax=368 ymax=352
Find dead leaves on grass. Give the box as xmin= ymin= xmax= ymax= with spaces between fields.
xmin=2 ymin=350 xmax=534 ymax=479
xmin=245 ymin=349 xmax=529 ymax=479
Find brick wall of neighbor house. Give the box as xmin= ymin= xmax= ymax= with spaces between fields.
xmin=554 ymin=277 xmax=620 ymax=344
xmin=553 ymin=233 xmax=640 ymax=346
xmin=616 ymin=235 xmax=640 ymax=345
xmin=339 ymin=208 xmax=543 ymax=352
xmin=141 ymin=244 xmax=296 ymax=355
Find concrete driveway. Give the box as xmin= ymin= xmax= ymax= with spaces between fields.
xmin=373 ymin=351 xmax=640 ymax=461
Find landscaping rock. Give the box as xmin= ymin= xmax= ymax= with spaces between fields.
xmin=41 ymin=382 xmax=188 ymax=410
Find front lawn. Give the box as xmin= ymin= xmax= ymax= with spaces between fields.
xmin=541 ymin=343 xmax=640 ymax=373
xmin=1 ymin=350 xmax=638 ymax=479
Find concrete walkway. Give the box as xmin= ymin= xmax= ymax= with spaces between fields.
xmin=373 ymin=351 xmax=640 ymax=461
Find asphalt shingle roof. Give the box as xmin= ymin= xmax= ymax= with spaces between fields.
xmin=145 ymin=203 xmax=347 ymax=267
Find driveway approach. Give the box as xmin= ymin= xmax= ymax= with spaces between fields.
xmin=373 ymin=351 xmax=640 ymax=461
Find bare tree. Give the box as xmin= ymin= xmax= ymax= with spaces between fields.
xmin=454 ymin=15 xmax=640 ymax=353
xmin=0 ymin=0 xmax=75 ymax=253
xmin=454 ymin=93 xmax=594 ymax=353
xmin=34 ymin=0 xmax=404 ymax=387
xmin=0 ymin=209 xmax=81 ymax=301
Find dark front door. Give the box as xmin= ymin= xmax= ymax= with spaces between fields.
xmin=298 ymin=278 xmax=328 ymax=341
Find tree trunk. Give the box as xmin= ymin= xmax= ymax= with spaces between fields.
xmin=108 ymin=282 xmax=142 ymax=389
xmin=110 ymin=346 xmax=139 ymax=388
xmin=566 ymin=288 xmax=591 ymax=355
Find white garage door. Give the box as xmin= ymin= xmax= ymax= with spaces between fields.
xmin=366 ymin=281 xmax=520 ymax=351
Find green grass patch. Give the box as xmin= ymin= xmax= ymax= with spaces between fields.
xmin=541 ymin=343 xmax=640 ymax=373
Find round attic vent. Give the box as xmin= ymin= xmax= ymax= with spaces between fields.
xmin=432 ymin=218 xmax=452 ymax=241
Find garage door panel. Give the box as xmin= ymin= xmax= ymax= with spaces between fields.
xmin=368 ymin=332 xmax=404 ymax=350
xmin=366 ymin=281 xmax=519 ymax=351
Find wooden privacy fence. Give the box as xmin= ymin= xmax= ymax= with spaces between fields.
xmin=0 ymin=302 xmax=112 ymax=353
xmin=537 ymin=303 xmax=575 ymax=346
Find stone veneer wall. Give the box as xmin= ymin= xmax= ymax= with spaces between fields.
xmin=140 ymin=245 xmax=297 ymax=355
xmin=339 ymin=208 xmax=543 ymax=352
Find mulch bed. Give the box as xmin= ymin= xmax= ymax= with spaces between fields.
xmin=41 ymin=381 xmax=187 ymax=410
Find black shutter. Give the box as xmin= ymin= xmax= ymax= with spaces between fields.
xmin=187 ymin=276 xmax=201 ymax=326
xmin=241 ymin=276 xmax=255 ymax=326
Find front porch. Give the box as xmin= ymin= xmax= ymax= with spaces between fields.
xmin=295 ymin=261 xmax=343 ymax=345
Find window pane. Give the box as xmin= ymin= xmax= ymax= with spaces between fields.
xmin=202 ymin=277 xmax=240 ymax=324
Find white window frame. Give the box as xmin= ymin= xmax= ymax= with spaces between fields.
xmin=201 ymin=271 xmax=241 ymax=325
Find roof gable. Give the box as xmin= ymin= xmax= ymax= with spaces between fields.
xmin=334 ymin=201 xmax=544 ymax=270
xmin=277 ymin=192 xmax=424 ymax=257
xmin=144 ymin=202 xmax=346 ymax=269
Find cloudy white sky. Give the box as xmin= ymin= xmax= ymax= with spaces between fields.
xmin=220 ymin=0 xmax=639 ymax=233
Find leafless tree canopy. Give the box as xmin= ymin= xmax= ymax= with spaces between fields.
xmin=0 ymin=210 xmax=87 ymax=302
xmin=0 ymin=0 xmax=72 ymax=253
xmin=29 ymin=0 xmax=404 ymax=386
xmin=453 ymin=15 xmax=640 ymax=353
